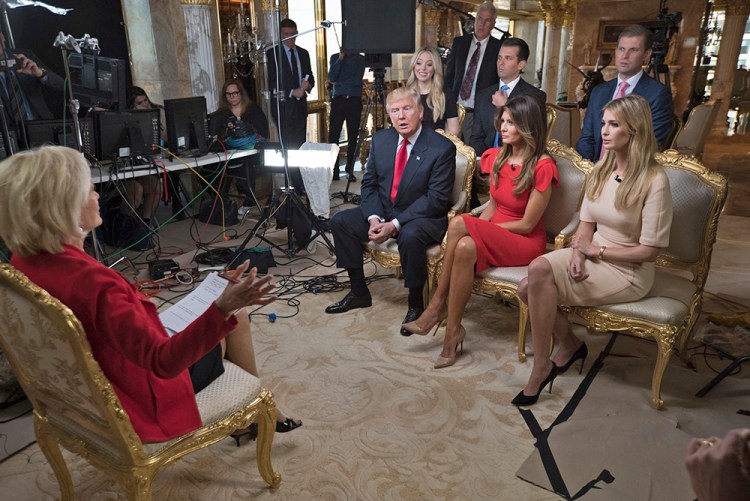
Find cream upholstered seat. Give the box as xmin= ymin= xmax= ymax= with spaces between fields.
xmin=365 ymin=130 xmax=475 ymax=300
xmin=452 ymin=140 xmax=591 ymax=361
xmin=568 ymin=151 xmax=728 ymax=409
xmin=0 ymin=264 xmax=280 ymax=500
xmin=672 ymin=100 xmax=721 ymax=160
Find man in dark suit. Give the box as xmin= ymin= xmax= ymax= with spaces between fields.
xmin=444 ymin=1 xmax=502 ymax=140
xmin=325 ymin=87 xmax=456 ymax=336
xmin=576 ymin=24 xmax=673 ymax=161
xmin=266 ymin=18 xmax=314 ymax=150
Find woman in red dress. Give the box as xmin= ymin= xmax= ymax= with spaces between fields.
xmin=402 ymin=94 xmax=558 ymax=368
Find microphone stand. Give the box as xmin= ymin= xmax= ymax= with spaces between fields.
xmin=228 ymin=13 xmax=336 ymax=266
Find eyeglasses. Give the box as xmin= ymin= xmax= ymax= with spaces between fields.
xmin=225 ymin=91 xmax=240 ymax=97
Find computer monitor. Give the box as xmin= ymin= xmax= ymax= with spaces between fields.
xmin=67 ymin=53 xmax=128 ymax=111
xmin=94 ymin=109 xmax=160 ymax=160
xmin=25 ymin=118 xmax=96 ymax=157
xmin=164 ymin=96 xmax=210 ymax=155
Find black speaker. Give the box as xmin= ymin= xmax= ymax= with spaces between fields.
xmin=342 ymin=0 xmax=416 ymax=54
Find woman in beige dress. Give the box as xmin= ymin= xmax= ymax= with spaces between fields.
xmin=514 ymin=94 xmax=673 ymax=405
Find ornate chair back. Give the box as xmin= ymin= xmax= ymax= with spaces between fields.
xmin=664 ymin=113 xmax=683 ymax=150
xmin=672 ymin=100 xmax=721 ymax=160
xmin=456 ymin=103 xmax=467 ymax=132
xmin=546 ymin=103 xmax=581 ymax=147
xmin=545 ymin=104 xmax=557 ymax=142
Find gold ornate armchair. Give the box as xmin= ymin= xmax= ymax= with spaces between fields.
xmin=0 ymin=264 xmax=281 ymax=500
xmin=451 ymin=140 xmax=591 ymax=361
xmin=365 ymin=130 xmax=475 ymax=300
xmin=545 ymin=103 xmax=557 ymax=141
xmin=546 ymin=103 xmax=582 ymax=147
xmin=568 ymin=151 xmax=728 ymax=409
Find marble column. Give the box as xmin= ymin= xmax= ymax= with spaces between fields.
xmin=555 ymin=2 xmax=576 ymax=103
xmin=539 ymin=0 xmax=566 ymax=101
xmin=513 ymin=19 xmax=544 ymax=88
xmin=710 ymin=0 xmax=750 ymax=135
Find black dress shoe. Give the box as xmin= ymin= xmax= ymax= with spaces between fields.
xmin=400 ymin=306 xmax=424 ymax=336
xmin=332 ymin=170 xmax=340 ymax=181
xmin=325 ymin=291 xmax=372 ymax=314
xmin=347 ymin=173 xmax=357 ymax=182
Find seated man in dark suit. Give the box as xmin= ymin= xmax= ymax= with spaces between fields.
xmin=576 ymin=24 xmax=673 ymax=161
xmin=325 ymin=87 xmax=456 ymax=336
xmin=468 ymin=37 xmax=546 ymax=207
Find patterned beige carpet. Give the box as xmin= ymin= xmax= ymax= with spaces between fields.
xmin=0 ymin=251 xmax=747 ymax=500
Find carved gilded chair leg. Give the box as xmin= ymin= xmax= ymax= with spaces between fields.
xmin=120 ymin=469 xmax=155 ymax=501
xmin=677 ymin=299 xmax=702 ymax=366
xmin=651 ymin=335 xmax=676 ymax=410
xmin=34 ymin=418 xmax=75 ymax=501
xmin=255 ymin=391 xmax=282 ymax=489
xmin=517 ymin=302 xmax=529 ymax=362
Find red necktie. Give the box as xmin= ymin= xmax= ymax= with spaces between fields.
xmin=599 ymin=81 xmax=631 ymax=159
xmin=390 ymin=139 xmax=409 ymax=203
xmin=459 ymin=42 xmax=481 ymax=100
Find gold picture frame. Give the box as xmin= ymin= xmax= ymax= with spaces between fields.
xmin=597 ymin=20 xmax=631 ymax=50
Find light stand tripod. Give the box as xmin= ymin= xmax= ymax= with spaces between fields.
xmin=227 ymin=13 xmax=336 ymax=266
xmin=337 ymin=66 xmax=388 ymax=204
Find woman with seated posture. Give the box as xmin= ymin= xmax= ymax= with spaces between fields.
xmin=514 ymin=94 xmax=673 ymax=405
xmin=403 ymin=95 xmax=558 ymax=368
xmin=215 ymin=79 xmax=270 ymax=214
xmin=0 ymin=146 xmax=301 ymax=443
xmin=406 ymin=46 xmax=460 ymax=137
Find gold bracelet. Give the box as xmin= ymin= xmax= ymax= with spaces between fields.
xmin=598 ymin=246 xmax=606 ymax=260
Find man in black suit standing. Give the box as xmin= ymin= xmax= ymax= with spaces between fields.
xmin=444 ymin=2 xmax=502 ymax=140
xmin=325 ymin=87 xmax=456 ymax=336
xmin=266 ymin=18 xmax=314 ymax=150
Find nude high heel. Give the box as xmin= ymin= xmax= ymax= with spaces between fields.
xmin=402 ymin=308 xmax=448 ymax=336
xmin=434 ymin=325 xmax=466 ymax=369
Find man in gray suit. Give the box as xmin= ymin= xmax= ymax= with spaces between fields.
xmin=468 ymin=37 xmax=546 ymax=207
xmin=325 ymin=87 xmax=456 ymax=336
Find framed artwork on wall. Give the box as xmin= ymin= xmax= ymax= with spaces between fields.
xmin=597 ymin=20 xmax=632 ymax=50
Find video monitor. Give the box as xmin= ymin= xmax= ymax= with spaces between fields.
xmin=25 ymin=118 xmax=95 ymax=157
xmin=94 ymin=109 xmax=160 ymax=160
xmin=164 ymin=96 xmax=210 ymax=156
xmin=67 ymin=53 xmax=127 ymax=111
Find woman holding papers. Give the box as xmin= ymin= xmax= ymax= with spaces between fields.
xmin=0 ymin=146 xmax=302 ymax=443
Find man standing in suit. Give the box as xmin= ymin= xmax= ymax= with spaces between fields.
xmin=468 ymin=37 xmax=546 ymax=208
xmin=444 ymin=2 xmax=502 ymax=140
xmin=576 ymin=24 xmax=673 ymax=161
xmin=325 ymin=87 xmax=456 ymax=336
xmin=266 ymin=18 xmax=314 ymax=150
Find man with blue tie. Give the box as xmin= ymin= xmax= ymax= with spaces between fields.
xmin=468 ymin=37 xmax=546 ymax=207
xmin=325 ymin=87 xmax=456 ymax=336
xmin=576 ymin=24 xmax=673 ymax=161
xmin=266 ymin=18 xmax=315 ymax=150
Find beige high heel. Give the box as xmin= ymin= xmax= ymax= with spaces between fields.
xmin=434 ymin=325 xmax=466 ymax=369
xmin=402 ymin=308 xmax=448 ymax=336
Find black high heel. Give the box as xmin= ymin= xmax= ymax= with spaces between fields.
xmin=276 ymin=418 xmax=303 ymax=433
xmin=556 ymin=342 xmax=588 ymax=375
xmin=511 ymin=364 xmax=558 ymax=406
xmin=231 ymin=423 xmax=258 ymax=447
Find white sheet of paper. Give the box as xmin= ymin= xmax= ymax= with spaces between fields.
xmin=158 ymin=272 xmax=229 ymax=336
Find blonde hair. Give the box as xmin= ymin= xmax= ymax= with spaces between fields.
xmin=586 ymin=94 xmax=660 ymax=210
xmin=0 ymin=146 xmax=90 ymax=257
xmin=405 ymin=46 xmax=446 ymax=121
xmin=491 ymin=95 xmax=548 ymax=195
